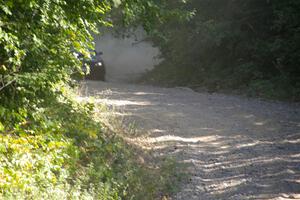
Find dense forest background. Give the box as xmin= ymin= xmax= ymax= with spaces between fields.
xmin=144 ymin=0 xmax=300 ymax=101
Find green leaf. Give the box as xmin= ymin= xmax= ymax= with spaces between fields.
xmin=0 ymin=5 xmax=12 ymax=15
xmin=0 ymin=122 xmax=4 ymax=131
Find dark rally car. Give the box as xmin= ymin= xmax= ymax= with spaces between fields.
xmin=76 ymin=50 xmax=106 ymax=81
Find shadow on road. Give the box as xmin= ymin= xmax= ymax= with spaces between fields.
xmin=80 ymin=81 xmax=300 ymax=200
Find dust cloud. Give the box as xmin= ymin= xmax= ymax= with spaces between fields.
xmin=94 ymin=29 xmax=161 ymax=82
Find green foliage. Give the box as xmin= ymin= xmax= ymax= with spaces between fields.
xmin=0 ymin=0 xmax=189 ymax=122
xmin=0 ymin=0 xmax=187 ymax=199
xmin=0 ymin=0 xmax=111 ymax=112
xmin=0 ymin=86 xmax=180 ymax=199
xmin=143 ymin=0 xmax=300 ymax=101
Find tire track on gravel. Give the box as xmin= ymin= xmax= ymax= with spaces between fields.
xmin=81 ymin=81 xmax=300 ymax=200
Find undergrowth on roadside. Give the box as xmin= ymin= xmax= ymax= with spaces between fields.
xmin=0 ymin=84 xmax=182 ymax=199
xmin=0 ymin=1 xmax=188 ymax=199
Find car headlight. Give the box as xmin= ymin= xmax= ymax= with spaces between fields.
xmin=95 ymin=62 xmax=102 ymax=67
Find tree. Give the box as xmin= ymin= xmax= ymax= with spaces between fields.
xmin=0 ymin=0 xmax=188 ymax=127
xmin=146 ymin=0 xmax=300 ymax=100
xmin=0 ymin=1 xmax=190 ymax=197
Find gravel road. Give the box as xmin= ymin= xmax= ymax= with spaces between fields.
xmin=81 ymin=81 xmax=300 ymax=200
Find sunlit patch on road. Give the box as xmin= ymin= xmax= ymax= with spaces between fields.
xmin=81 ymin=81 xmax=300 ymax=200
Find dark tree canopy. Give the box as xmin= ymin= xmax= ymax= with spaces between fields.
xmin=145 ymin=0 xmax=300 ymax=100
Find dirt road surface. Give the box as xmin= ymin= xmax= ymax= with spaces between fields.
xmin=80 ymin=81 xmax=300 ymax=200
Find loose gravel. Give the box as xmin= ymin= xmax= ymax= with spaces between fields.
xmin=81 ymin=81 xmax=300 ymax=200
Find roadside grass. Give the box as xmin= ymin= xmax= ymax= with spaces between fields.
xmin=0 ymin=85 xmax=185 ymax=199
xmin=79 ymin=92 xmax=187 ymax=200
